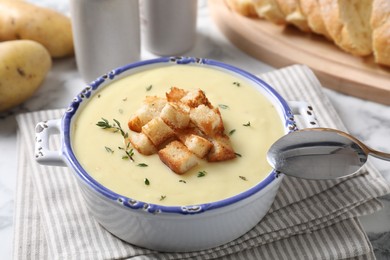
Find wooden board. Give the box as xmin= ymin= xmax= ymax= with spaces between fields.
xmin=209 ymin=0 xmax=390 ymax=105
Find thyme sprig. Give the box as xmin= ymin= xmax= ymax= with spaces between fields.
xmin=119 ymin=143 xmax=135 ymax=162
xmin=122 ymin=149 xmax=135 ymax=161
xmin=96 ymin=118 xmax=128 ymax=138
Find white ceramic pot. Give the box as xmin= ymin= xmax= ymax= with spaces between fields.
xmin=34 ymin=57 xmax=316 ymax=252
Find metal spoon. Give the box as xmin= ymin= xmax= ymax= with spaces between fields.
xmin=267 ymin=127 xmax=390 ymax=180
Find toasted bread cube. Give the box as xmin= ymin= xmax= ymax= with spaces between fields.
xmin=166 ymin=87 xmax=188 ymax=102
xmin=158 ymin=141 xmax=198 ymax=174
xmin=128 ymin=106 xmax=157 ymax=132
xmin=144 ymin=96 xmax=167 ymax=111
xmin=180 ymin=89 xmax=212 ymax=108
xmin=207 ymin=134 xmax=236 ymax=162
xmin=127 ymin=132 xmax=157 ymax=155
xmin=182 ymin=134 xmax=213 ymax=158
xmin=160 ymin=102 xmax=190 ymax=130
xmin=128 ymin=96 xmax=167 ymax=132
xmin=175 ymin=126 xmax=205 ymax=139
xmin=142 ymin=117 xmax=175 ymax=148
xmin=190 ymin=105 xmax=224 ymax=136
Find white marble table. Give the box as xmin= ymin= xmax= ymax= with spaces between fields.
xmin=1 ymin=0 xmax=389 ymax=259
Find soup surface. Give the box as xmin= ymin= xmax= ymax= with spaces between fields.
xmin=72 ymin=64 xmax=285 ymax=206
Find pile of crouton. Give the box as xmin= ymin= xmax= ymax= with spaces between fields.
xmin=127 ymin=87 xmax=236 ymax=174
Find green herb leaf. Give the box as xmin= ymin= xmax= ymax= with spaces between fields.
xmin=243 ymin=121 xmax=251 ymax=127
xmin=229 ymin=129 xmax=236 ymax=136
xmin=233 ymin=81 xmax=241 ymax=87
xmin=105 ymin=146 xmax=114 ymax=154
xmin=96 ymin=118 xmax=111 ymax=129
xmin=137 ymin=163 xmax=148 ymax=167
xmin=179 ymin=180 xmax=187 ymax=184
xmin=144 ymin=178 xmax=150 ymax=186
xmin=197 ymin=171 xmax=207 ymax=177
xmin=159 ymin=195 xmax=166 ymax=201
xmin=239 ymin=176 xmax=248 ymax=181
xmin=146 ymin=85 xmax=153 ymax=91
xmin=218 ymin=104 xmax=229 ymax=109
xmin=235 ymin=152 xmax=242 ymax=157
xmin=96 ymin=118 xmax=128 ymax=138
xmin=124 ymin=148 xmax=135 ymax=161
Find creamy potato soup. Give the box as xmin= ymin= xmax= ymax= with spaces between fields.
xmin=72 ymin=65 xmax=285 ymax=206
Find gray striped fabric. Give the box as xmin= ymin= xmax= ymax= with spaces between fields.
xmin=12 ymin=65 xmax=390 ymax=259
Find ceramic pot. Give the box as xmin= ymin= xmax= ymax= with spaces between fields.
xmin=34 ymin=57 xmax=316 ymax=252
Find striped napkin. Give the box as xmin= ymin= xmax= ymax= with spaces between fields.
xmin=13 ymin=65 xmax=390 ymax=259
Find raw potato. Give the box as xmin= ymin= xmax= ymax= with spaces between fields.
xmin=0 ymin=40 xmax=52 ymax=112
xmin=0 ymin=0 xmax=74 ymax=58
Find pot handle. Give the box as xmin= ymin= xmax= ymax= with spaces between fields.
xmin=288 ymin=101 xmax=319 ymax=129
xmin=35 ymin=119 xmax=67 ymax=167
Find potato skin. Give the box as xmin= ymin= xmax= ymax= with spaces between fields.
xmin=0 ymin=40 xmax=52 ymax=112
xmin=0 ymin=0 xmax=74 ymax=58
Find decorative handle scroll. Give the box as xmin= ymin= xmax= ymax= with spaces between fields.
xmin=35 ymin=119 xmax=67 ymax=167
xmin=288 ymin=101 xmax=319 ymax=129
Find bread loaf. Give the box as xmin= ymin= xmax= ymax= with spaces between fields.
xmin=318 ymin=0 xmax=373 ymax=56
xmin=299 ymin=0 xmax=331 ymax=38
xmin=252 ymin=0 xmax=286 ymax=24
xmin=371 ymin=0 xmax=390 ymax=66
xmin=226 ymin=0 xmax=390 ymax=66
xmin=275 ymin=0 xmax=311 ymax=32
xmin=226 ymin=0 xmax=258 ymax=17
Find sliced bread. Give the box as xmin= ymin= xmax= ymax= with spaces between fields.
xmin=226 ymin=0 xmax=258 ymax=17
xmin=370 ymin=0 xmax=390 ymax=66
xmin=252 ymin=0 xmax=286 ymax=24
xmin=319 ymin=0 xmax=373 ymax=56
xmin=299 ymin=0 xmax=331 ymax=38
xmin=275 ymin=0 xmax=311 ymax=32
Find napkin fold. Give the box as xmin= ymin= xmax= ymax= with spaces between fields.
xmin=12 ymin=65 xmax=390 ymax=260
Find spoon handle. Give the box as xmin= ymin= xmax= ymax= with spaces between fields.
xmin=369 ymin=148 xmax=390 ymax=161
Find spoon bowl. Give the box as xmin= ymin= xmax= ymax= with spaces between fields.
xmin=267 ymin=128 xmax=390 ymax=180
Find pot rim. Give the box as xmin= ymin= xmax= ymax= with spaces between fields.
xmin=62 ymin=56 xmax=296 ymax=215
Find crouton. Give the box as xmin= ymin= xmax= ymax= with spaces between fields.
xmin=207 ymin=134 xmax=236 ymax=162
xmin=142 ymin=117 xmax=175 ymax=148
xmin=127 ymin=132 xmax=157 ymax=155
xmin=189 ymin=105 xmax=224 ymax=136
xmin=180 ymin=134 xmax=213 ymax=158
xmin=158 ymin=141 xmax=199 ymax=174
xmin=175 ymin=126 xmax=205 ymax=138
xmin=127 ymin=87 xmax=237 ymax=175
xmin=144 ymin=96 xmax=167 ymax=110
xmin=166 ymin=87 xmax=188 ymax=102
xmin=128 ymin=96 xmax=167 ymax=132
xmin=180 ymin=89 xmax=212 ymax=108
xmin=128 ymin=106 xmax=157 ymax=132
xmin=160 ymin=102 xmax=190 ymax=130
